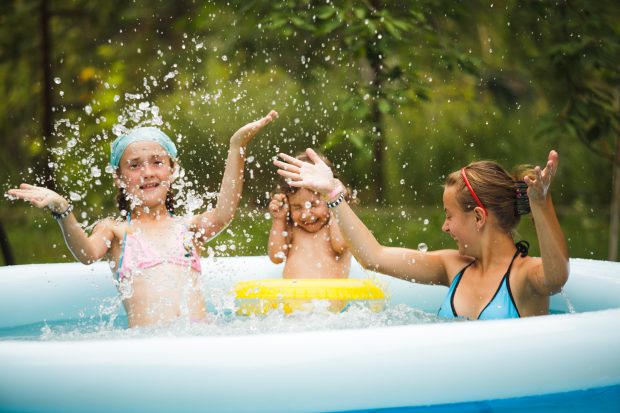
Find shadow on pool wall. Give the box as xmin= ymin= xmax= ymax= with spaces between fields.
xmin=0 ymin=256 xmax=619 ymax=413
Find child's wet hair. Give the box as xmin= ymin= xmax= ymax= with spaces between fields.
xmin=445 ymin=160 xmax=535 ymax=233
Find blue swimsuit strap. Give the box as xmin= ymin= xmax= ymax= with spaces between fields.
xmin=451 ymin=240 xmax=529 ymax=318
xmin=476 ymin=242 xmax=528 ymax=318
xmin=449 ymin=261 xmax=474 ymax=317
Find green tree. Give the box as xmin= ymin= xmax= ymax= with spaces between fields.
xmin=506 ymin=0 xmax=620 ymax=260
xmin=246 ymin=1 xmax=433 ymax=201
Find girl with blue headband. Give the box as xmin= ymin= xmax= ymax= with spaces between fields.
xmin=8 ymin=110 xmax=277 ymax=328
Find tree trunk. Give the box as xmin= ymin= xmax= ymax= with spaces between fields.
xmin=366 ymin=3 xmax=385 ymax=203
xmin=0 ymin=221 xmax=15 ymax=266
xmin=38 ymin=0 xmax=56 ymax=191
xmin=609 ymin=137 xmax=620 ymax=261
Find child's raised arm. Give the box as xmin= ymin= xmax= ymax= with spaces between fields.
xmin=274 ymin=149 xmax=451 ymax=286
xmin=522 ymin=150 xmax=570 ymax=295
xmin=6 ymin=184 xmax=113 ymax=264
xmin=267 ymin=193 xmax=290 ymax=263
xmin=193 ymin=110 xmax=278 ymax=240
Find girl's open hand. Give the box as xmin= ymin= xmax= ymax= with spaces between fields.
xmin=268 ymin=193 xmax=289 ymax=220
xmin=524 ymin=150 xmax=559 ymax=205
xmin=274 ymin=148 xmax=336 ymax=196
xmin=6 ymin=184 xmax=68 ymax=213
xmin=230 ymin=110 xmax=278 ymax=148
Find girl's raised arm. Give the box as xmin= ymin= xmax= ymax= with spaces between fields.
xmin=274 ymin=149 xmax=451 ymax=286
xmin=267 ymin=193 xmax=290 ymax=264
xmin=6 ymin=184 xmax=113 ymax=264
xmin=523 ymin=150 xmax=570 ymax=295
xmin=193 ymin=110 xmax=278 ymax=240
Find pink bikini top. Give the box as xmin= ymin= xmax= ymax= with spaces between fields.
xmin=116 ymin=214 xmax=202 ymax=281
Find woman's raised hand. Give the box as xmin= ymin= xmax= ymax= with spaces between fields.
xmin=230 ymin=110 xmax=278 ymax=148
xmin=274 ymin=148 xmax=336 ymax=196
xmin=524 ymin=150 xmax=559 ymax=204
xmin=6 ymin=184 xmax=69 ymax=213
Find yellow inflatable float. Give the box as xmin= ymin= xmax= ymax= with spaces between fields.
xmin=234 ymin=278 xmax=386 ymax=315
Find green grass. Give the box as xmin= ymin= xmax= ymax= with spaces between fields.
xmin=2 ymin=202 xmax=613 ymax=265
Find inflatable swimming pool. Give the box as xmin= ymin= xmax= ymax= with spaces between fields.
xmin=0 ymin=257 xmax=619 ymax=412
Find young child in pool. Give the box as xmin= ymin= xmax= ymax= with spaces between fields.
xmin=268 ymin=152 xmax=351 ymax=279
xmin=7 ymin=110 xmax=277 ymax=328
xmin=274 ymin=148 xmax=569 ymax=320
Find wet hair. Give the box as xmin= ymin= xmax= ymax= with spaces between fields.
xmin=445 ymin=160 xmax=535 ymax=233
xmin=115 ymin=159 xmax=177 ymax=218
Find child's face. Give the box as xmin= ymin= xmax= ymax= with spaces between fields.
xmin=116 ymin=141 xmax=175 ymax=208
xmin=287 ymin=188 xmax=330 ymax=233
xmin=441 ymin=185 xmax=477 ymax=255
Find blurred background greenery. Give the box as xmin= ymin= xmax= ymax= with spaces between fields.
xmin=1 ymin=0 xmax=618 ymax=265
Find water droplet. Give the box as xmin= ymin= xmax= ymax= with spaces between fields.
xmin=400 ymin=179 xmax=405 ymax=185
xmin=221 ymin=55 xmax=228 ymax=62
xmin=417 ymin=243 xmax=428 ymax=252
xmin=54 ymin=77 xmax=61 ymax=84
xmin=84 ymin=105 xmax=92 ymax=115
xmin=304 ymin=201 xmax=312 ymax=209
xmin=423 ymin=218 xmax=429 ymax=225
xmin=69 ymin=192 xmax=82 ymax=201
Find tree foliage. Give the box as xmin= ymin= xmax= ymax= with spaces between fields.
xmin=2 ymin=0 xmax=619 ymax=262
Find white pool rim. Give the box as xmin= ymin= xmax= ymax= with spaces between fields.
xmin=0 ymin=257 xmax=619 ymax=412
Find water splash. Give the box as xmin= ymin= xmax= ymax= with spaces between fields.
xmin=26 ymin=301 xmax=449 ymax=342
xmin=560 ymin=289 xmax=576 ymax=314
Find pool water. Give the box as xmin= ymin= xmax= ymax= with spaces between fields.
xmin=0 ymin=302 xmax=450 ymax=341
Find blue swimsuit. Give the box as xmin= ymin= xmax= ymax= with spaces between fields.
xmin=437 ymin=241 xmax=529 ymax=320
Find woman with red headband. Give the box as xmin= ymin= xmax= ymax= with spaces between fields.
xmin=274 ymin=149 xmax=569 ymax=320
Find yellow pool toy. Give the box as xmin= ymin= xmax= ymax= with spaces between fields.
xmin=234 ymin=278 xmax=386 ymax=315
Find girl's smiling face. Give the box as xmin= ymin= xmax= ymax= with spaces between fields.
xmin=441 ymin=185 xmax=478 ymax=255
xmin=116 ymin=141 xmax=175 ymax=208
xmin=287 ymin=188 xmax=330 ymax=233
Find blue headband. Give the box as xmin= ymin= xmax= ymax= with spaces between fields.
xmin=109 ymin=127 xmax=177 ymax=168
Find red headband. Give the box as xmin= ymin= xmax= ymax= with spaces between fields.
xmin=460 ymin=167 xmax=487 ymax=215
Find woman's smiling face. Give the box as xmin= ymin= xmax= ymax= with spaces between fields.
xmin=441 ymin=185 xmax=477 ymax=255
xmin=116 ymin=141 xmax=175 ymax=208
